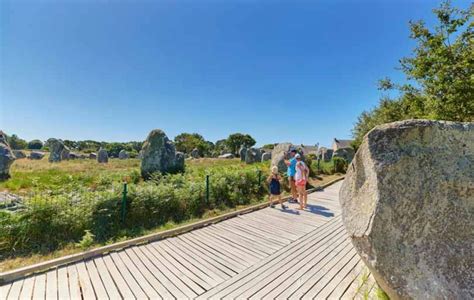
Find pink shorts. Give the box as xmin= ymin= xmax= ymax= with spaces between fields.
xmin=296 ymin=179 xmax=307 ymax=187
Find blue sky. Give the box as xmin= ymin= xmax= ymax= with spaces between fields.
xmin=1 ymin=0 xmax=469 ymax=147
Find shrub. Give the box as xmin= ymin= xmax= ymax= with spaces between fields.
xmin=333 ymin=157 xmax=348 ymax=173
xmin=27 ymin=139 xmax=43 ymax=150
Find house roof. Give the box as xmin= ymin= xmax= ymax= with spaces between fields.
xmin=333 ymin=139 xmax=353 ymax=149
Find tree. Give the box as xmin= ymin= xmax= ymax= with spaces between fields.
xmin=174 ymin=133 xmax=212 ymax=156
xmin=27 ymin=139 xmax=44 ymax=150
xmin=7 ymin=134 xmax=27 ymax=149
xmin=225 ymin=133 xmax=256 ymax=155
xmin=353 ymin=1 xmax=473 ymax=147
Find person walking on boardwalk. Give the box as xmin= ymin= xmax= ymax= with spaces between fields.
xmin=295 ymin=154 xmax=309 ymax=210
xmin=267 ymin=166 xmax=287 ymax=209
xmin=285 ymin=149 xmax=298 ymax=203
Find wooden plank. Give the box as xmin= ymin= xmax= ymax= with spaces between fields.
xmin=178 ymin=234 xmax=245 ymax=273
xmin=0 ymin=282 xmax=12 ymax=299
xmin=197 ymin=217 xmax=344 ymax=300
xmin=122 ymin=248 xmax=173 ymax=299
xmin=216 ymin=222 xmax=284 ymax=250
xmin=5 ymin=279 xmax=22 ymax=300
xmin=150 ymin=243 xmax=212 ymax=291
xmin=137 ymin=245 xmax=198 ymax=298
xmin=238 ymin=213 xmax=308 ymax=237
xmin=45 ymin=269 xmax=58 ymax=300
xmin=32 ymin=273 xmax=46 ymax=300
xmin=67 ymin=265 xmax=82 ymax=300
xmin=340 ymin=266 xmax=371 ymax=300
xmin=56 ymin=267 xmax=69 ymax=300
xmin=102 ymin=255 xmax=136 ymax=300
xmin=130 ymin=246 xmax=189 ymax=299
xmin=327 ymin=259 xmax=366 ymax=299
xmin=223 ymin=218 xmax=291 ymax=245
xmin=85 ymin=259 xmax=109 ymax=299
xmin=109 ymin=252 xmax=148 ymax=299
xmin=92 ymin=257 xmax=122 ymax=299
xmin=18 ymin=276 xmax=34 ymax=300
xmin=75 ymin=262 xmax=96 ymax=299
xmin=171 ymin=236 xmax=234 ymax=278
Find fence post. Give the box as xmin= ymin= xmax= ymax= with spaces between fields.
xmin=257 ymin=170 xmax=262 ymax=187
xmin=205 ymin=175 xmax=210 ymax=205
xmin=121 ymin=182 xmax=127 ymax=223
xmin=317 ymin=158 xmax=321 ymax=173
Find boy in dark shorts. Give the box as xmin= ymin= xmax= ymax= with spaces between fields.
xmin=267 ymin=166 xmax=287 ymax=209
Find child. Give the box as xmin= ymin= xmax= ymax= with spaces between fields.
xmin=295 ymin=154 xmax=309 ymax=210
xmin=267 ymin=166 xmax=287 ymax=209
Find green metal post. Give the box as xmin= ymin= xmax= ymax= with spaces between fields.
xmin=122 ymin=182 xmax=127 ymax=223
xmin=317 ymin=158 xmax=321 ymax=173
xmin=205 ymin=175 xmax=210 ymax=205
xmin=258 ymin=170 xmax=262 ymax=187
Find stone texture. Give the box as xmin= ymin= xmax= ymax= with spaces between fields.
xmin=69 ymin=152 xmax=80 ymax=159
xmin=12 ymin=150 xmax=26 ymax=159
xmin=245 ymin=147 xmax=262 ymax=164
xmin=0 ymin=131 xmax=15 ymax=180
xmin=332 ymin=147 xmax=355 ymax=163
xmin=118 ymin=150 xmax=129 ymax=159
xmin=271 ymin=143 xmax=293 ymax=172
xmin=60 ymin=148 xmax=70 ymax=161
xmin=340 ymin=119 xmax=474 ymax=300
xmin=47 ymin=138 xmax=67 ymax=162
xmin=261 ymin=152 xmax=271 ymax=162
xmin=191 ymin=148 xmax=199 ymax=159
xmin=89 ymin=153 xmax=97 ymax=160
xmin=218 ymin=153 xmax=234 ymax=159
xmin=97 ymin=148 xmax=109 ymax=163
xmin=239 ymin=147 xmax=248 ymax=162
xmin=140 ymin=129 xmax=185 ymax=178
xmin=29 ymin=151 xmax=45 ymax=160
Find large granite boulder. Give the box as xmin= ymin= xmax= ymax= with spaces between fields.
xmin=29 ymin=151 xmax=45 ymax=160
xmin=118 ymin=150 xmax=129 ymax=159
xmin=245 ymin=147 xmax=262 ymax=164
xmin=271 ymin=143 xmax=293 ymax=172
xmin=60 ymin=148 xmax=70 ymax=161
xmin=340 ymin=120 xmax=474 ymax=299
xmin=12 ymin=150 xmax=26 ymax=159
xmin=0 ymin=132 xmax=15 ymax=180
xmin=239 ymin=147 xmax=248 ymax=162
xmin=47 ymin=138 xmax=67 ymax=162
xmin=332 ymin=147 xmax=355 ymax=163
xmin=218 ymin=153 xmax=234 ymax=159
xmin=97 ymin=148 xmax=109 ymax=163
xmin=140 ymin=129 xmax=185 ymax=178
xmin=89 ymin=153 xmax=97 ymax=160
xmin=191 ymin=148 xmax=199 ymax=159
xmin=261 ymin=152 xmax=271 ymax=162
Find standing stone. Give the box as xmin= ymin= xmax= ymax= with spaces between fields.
xmin=47 ymin=138 xmax=67 ymax=162
xmin=97 ymin=148 xmax=109 ymax=163
xmin=271 ymin=143 xmax=293 ymax=172
xmin=239 ymin=147 xmax=248 ymax=162
xmin=245 ymin=148 xmax=262 ymax=164
xmin=140 ymin=129 xmax=185 ymax=178
xmin=218 ymin=153 xmax=234 ymax=159
xmin=261 ymin=152 xmax=271 ymax=162
xmin=89 ymin=153 xmax=97 ymax=160
xmin=69 ymin=152 xmax=80 ymax=159
xmin=191 ymin=148 xmax=199 ymax=159
xmin=12 ymin=150 xmax=26 ymax=159
xmin=0 ymin=131 xmax=15 ymax=180
xmin=340 ymin=120 xmax=474 ymax=299
xmin=60 ymin=148 xmax=70 ymax=161
xmin=29 ymin=151 xmax=45 ymax=160
xmin=118 ymin=150 xmax=129 ymax=159
xmin=137 ymin=150 xmax=143 ymax=159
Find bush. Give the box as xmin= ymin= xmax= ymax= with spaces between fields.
xmin=333 ymin=157 xmax=348 ymax=173
xmin=27 ymin=139 xmax=43 ymax=150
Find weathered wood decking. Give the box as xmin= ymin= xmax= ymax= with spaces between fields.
xmin=1 ymin=181 xmax=377 ymax=299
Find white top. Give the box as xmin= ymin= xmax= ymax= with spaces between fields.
xmin=295 ymin=161 xmax=308 ymax=181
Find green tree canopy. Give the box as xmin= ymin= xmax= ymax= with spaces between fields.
xmin=353 ymin=1 xmax=473 ymax=147
xmin=7 ymin=134 xmax=28 ymax=150
xmin=27 ymin=139 xmax=44 ymax=150
xmin=174 ymin=133 xmax=212 ymax=156
xmin=225 ymin=133 xmax=256 ymax=155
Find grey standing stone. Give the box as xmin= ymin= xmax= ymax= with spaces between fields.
xmin=218 ymin=153 xmax=234 ymax=159
xmin=97 ymin=148 xmax=109 ymax=163
xmin=245 ymin=147 xmax=262 ymax=164
xmin=271 ymin=143 xmax=293 ymax=172
xmin=118 ymin=150 xmax=129 ymax=159
xmin=89 ymin=153 xmax=97 ymax=159
xmin=140 ymin=129 xmax=185 ymax=178
xmin=340 ymin=119 xmax=474 ymax=300
xmin=261 ymin=152 xmax=271 ymax=162
xmin=191 ymin=148 xmax=199 ymax=159
xmin=69 ymin=152 xmax=80 ymax=159
xmin=12 ymin=150 xmax=26 ymax=159
xmin=0 ymin=131 xmax=15 ymax=180
xmin=29 ymin=151 xmax=45 ymax=160
xmin=47 ymin=138 xmax=67 ymax=162
xmin=60 ymin=148 xmax=70 ymax=161
xmin=239 ymin=147 xmax=248 ymax=162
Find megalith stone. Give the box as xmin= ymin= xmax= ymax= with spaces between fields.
xmin=89 ymin=153 xmax=97 ymax=160
xmin=97 ymin=148 xmax=109 ymax=163
xmin=271 ymin=143 xmax=293 ymax=172
xmin=0 ymin=131 xmax=15 ymax=180
xmin=218 ymin=153 xmax=234 ymax=159
xmin=118 ymin=150 xmax=129 ymax=159
xmin=261 ymin=152 xmax=271 ymax=162
xmin=340 ymin=119 xmax=474 ymax=299
xmin=12 ymin=150 xmax=26 ymax=159
xmin=140 ymin=129 xmax=185 ymax=178
xmin=47 ymin=138 xmax=67 ymax=162
xmin=245 ymin=147 xmax=262 ymax=164
xmin=191 ymin=148 xmax=199 ymax=159
xmin=239 ymin=147 xmax=248 ymax=162
xmin=60 ymin=148 xmax=70 ymax=161
xmin=29 ymin=151 xmax=45 ymax=160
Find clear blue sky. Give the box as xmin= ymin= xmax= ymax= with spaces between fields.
xmin=1 ymin=0 xmax=469 ymax=147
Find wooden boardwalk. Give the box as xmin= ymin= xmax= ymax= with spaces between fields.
xmin=0 ymin=181 xmax=377 ymax=299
